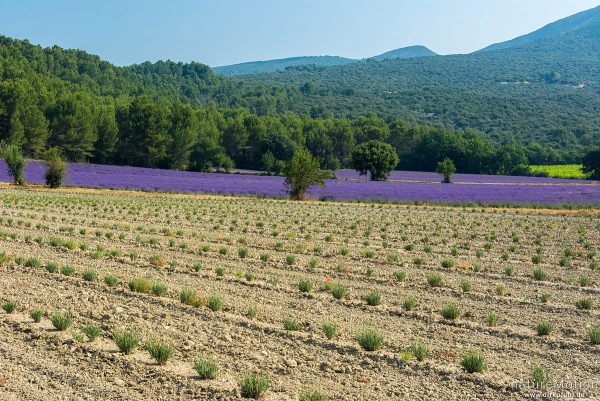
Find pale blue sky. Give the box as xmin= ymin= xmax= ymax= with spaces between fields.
xmin=1 ymin=0 xmax=598 ymax=66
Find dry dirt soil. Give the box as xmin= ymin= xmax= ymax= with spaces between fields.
xmin=0 ymin=186 xmax=599 ymax=400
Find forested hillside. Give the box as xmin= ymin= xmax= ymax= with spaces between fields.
xmin=1 ymin=6 xmax=600 ymax=174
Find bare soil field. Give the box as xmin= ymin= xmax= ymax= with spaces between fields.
xmin=1 ymin=186 xmax=599 ymax=400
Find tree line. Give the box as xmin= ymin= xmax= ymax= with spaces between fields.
xmin=0 ymin=80 xmax=534 ymax=175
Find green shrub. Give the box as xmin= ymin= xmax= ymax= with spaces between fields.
xmin=322 ymin=322 xmax=337 ymax=340
xmin=51 ymin=312 xmax=73 ymax=331
xmin=2 ymin=300 xmax=17 ymax=313
xmin=283 ymin=318 xmax=302 ymax=331
xmin=146 ymin=339 xmax=175 ymax=365
xmin=194 ymin=355 xmax=219 ymax=379
xmin=298 ymin=278 xmax=313 ymax=293
xmin=113 ymin=331 xmax=140 ymax=354
xmin=356 ymin=327 xmax=384 ymax=351
xmin=81 ymin=324 xmax=101 ymax=341
xmin=461 ymin=351 xmax=486 ymax=373
xmin=440 ymin=305 xmax=460 ymax=320
xmin=536 ymin=320 xmax=554 ymax=336
xmin=239 ymin=374 xmax=269 ymax=399
xmin=30 ymin=308 xmax=44 ymax=322
xmin=207 ymin=294 xmax=223 ymax=311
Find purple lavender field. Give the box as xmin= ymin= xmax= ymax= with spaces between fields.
xmin=1 ymin=161 xmax=599 ymax=205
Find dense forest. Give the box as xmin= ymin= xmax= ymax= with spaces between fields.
xmin=1 ymin=5 xmax=600 ymax=175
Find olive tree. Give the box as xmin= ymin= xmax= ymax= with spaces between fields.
xmin=283 ymin=149 xmax=327 ymax=200
xmin=436 ymin=158 xmax=457 ymax=183
xmin=582 ymin=149 xmax=600 ymax=180
xmin=0 ymin=142 xmax=26 ymax=185
xmin=43 ymin=147 xmax=67 ymax=188
xmin=351 ymin=140 xmax=398 ymax=181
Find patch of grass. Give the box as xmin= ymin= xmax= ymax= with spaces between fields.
xmin=461 ymin=351 xmax=486 ymax=373
xmin=575 ymin=298 xmax=593 ymax=310
xmin=151 ymin=282 xmax=167 ymax=297
xmin=194 ymin=355 xmax=219 ymax=379
xmin=207 ymin=294 xmax=223 ymax=312
xmin=460 ymin=279 xmax=471 ymax=292
xmin=146 ymin=339 xmax=175 ymax=365
xmin=441 ymin=258 xmax=454 ymax=268
xmin=532 ymin=267 xmax=547 ymax=281
xmin=322 ymin=321 xmax=337 ymax=340
xmin=485 ymin=311 xmax=498 ymax=327
xmin=51 ymin=312 xmax=73 ymax=331
xmin=298 ymin=278 xmax=313 ymax=293
xmin=536 ymin=320 xmax=555 ymax=336
xmin=299 ymin=390 xmax=328 ymax=401
xmin=403 ymin=296 xmax=417 ymax=311
xmin=239 ymin=374 xmax=269 ymax=399
xmin=283 ymin=317 xmax=302 ymax=331
xmin=285 ymin=254 xmax=296 ymax=265
xmin=129 ymin=278 xmax=152 ymax=294
xmin=113 ymin=331 xmax=140 ymax=354
xmin=246 ymin=306 xmax=257 ymax=319
xmin=426 ymin=273 xmax=443 ymax=287
xmin=2 ymin=300 xmax=17 ymax=313
xmin=440 ymin=305 xmax=461 ymax=320
xmin=588 ymin=325 xmax=600 ymax=345
xmin=330 ymin=284 xmax=347 ymax=300
xmin=393 ymin=270 xmax=406 ymax=281
xmin=531 ymin=364 xmax=549 ymax=388
xmin=30 ymin=308 xmax=44 ymax=322
xmin=60 ymin=265 xmax=76 ymax=276
xmin=363 ymin=291 xmax=381 ymax=306
xmin=356 ymin=327 xmax=384 ymax=351
xmin=104 ymin=274 xmax=119 ymax=287
xmin=410 ymin=340 xmax=428 ymax=362
xmin=81 ymin=269 xmax=97 ymax=282
xmin=81 ymin=324 xmax=101 ymax=341
xmin=45 ymin=262 xmax=58 ymax=273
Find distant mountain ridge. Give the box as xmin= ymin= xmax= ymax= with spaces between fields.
xmin=214 ymin=45 xmax=437 ymax=76
xmin=478 ymin=4 xmax=600 ymax=52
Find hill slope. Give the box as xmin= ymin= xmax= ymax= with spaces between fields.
xmin=370 ymin=45 xmax=437 ymax=60
xmin=479 ymin=5 xmax=600 ymax=51
xmin=214 ymin=45 xmax=437 ymax=76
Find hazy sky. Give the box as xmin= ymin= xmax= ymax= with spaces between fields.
xmin=1 ymin=0 xmax=598 ymax=66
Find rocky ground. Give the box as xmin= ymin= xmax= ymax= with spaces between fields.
xmin=0 ymin=185 xmax=599 ymax=400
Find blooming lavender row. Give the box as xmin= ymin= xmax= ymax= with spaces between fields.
xmin=1 ymin=161 xmax=599 ymax=205
xmin=334 ymin=169 xmax=589 ymax=184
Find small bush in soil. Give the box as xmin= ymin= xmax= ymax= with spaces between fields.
xmin=2 ymin=300 xmax=17 ymax=313
xmin=30 ymin=308 xmax=44 ymax=322
xmin=531 ymin=364 xmax=549 ymax=388
xmin=114 ymin=331 xmax=140 ymax=354
xmin=104 ymin=275 xmax=119 ymax=287
xmin=194 ymin=355 xmax=219 ymax=379
xmin=575 ymin=298 xmax=593 ymax=310
xmin=298 ymin=278 xmax=313 ymax=293
xmin=485 ymin=311 xmax=498 ymax=327
xmin=356 ymin=327 xmax=384 ymax=351
xmin=299 ymin=390 xmax=328 ymax=401
xmin=81 ymin=323 xmax=101 ymax=341
xmin=61 ymin=265 xmax=76 ymax=276
xmin=330 ymin=284 xmax=347 ymax=300
xmin=461 ymin=351 xmax=486 ymax=373
xmin=410 ymin=340 xmax=428 ymax=362
xmin=45 ymin=262 xmax=58 ymax=273
xmin=393 ymin=270 xmax=406 ymax=281
xmin=460 ymin=280 xmax=471 ymax=292
xmin=239 ymin=374 xmax=269 ymax=399
xmin=151 ymin=282 xmax=167 ymax=297
xmin=587 ymin=325 xmax=600 ymax=345
xmin=51 ymin=312 xmax=73 ymax=331
xmin=322 ymin=322 xmax=337 ymax=339
xmin=427 ymin=273 xmax=443 ymax=287
xmin=403 ymin=296 xmax=417 ymax=311
xmin=440 ymin=305 xmax=461 ymax=320
xmin=536 ymin=320 xmax=554 ymax=336
xmin=533 ymin=267 xmax=547 ymax=281
xmin=81 ymin=270 xmax=97 ymax=282
xmin=207 ymin=294 xmax=223 ymax=311
xmin=283 ymin=318 xmax=302 ymax=331
xmin=363 ymin=291 xmax=381 ymax=306
xmin=246 ymin=306 xmax=257 ymax=319
xmin=146 ymin=339 xmax=175 ymax=365
xmin=129 ymin=278 xmax=152 ymax=294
